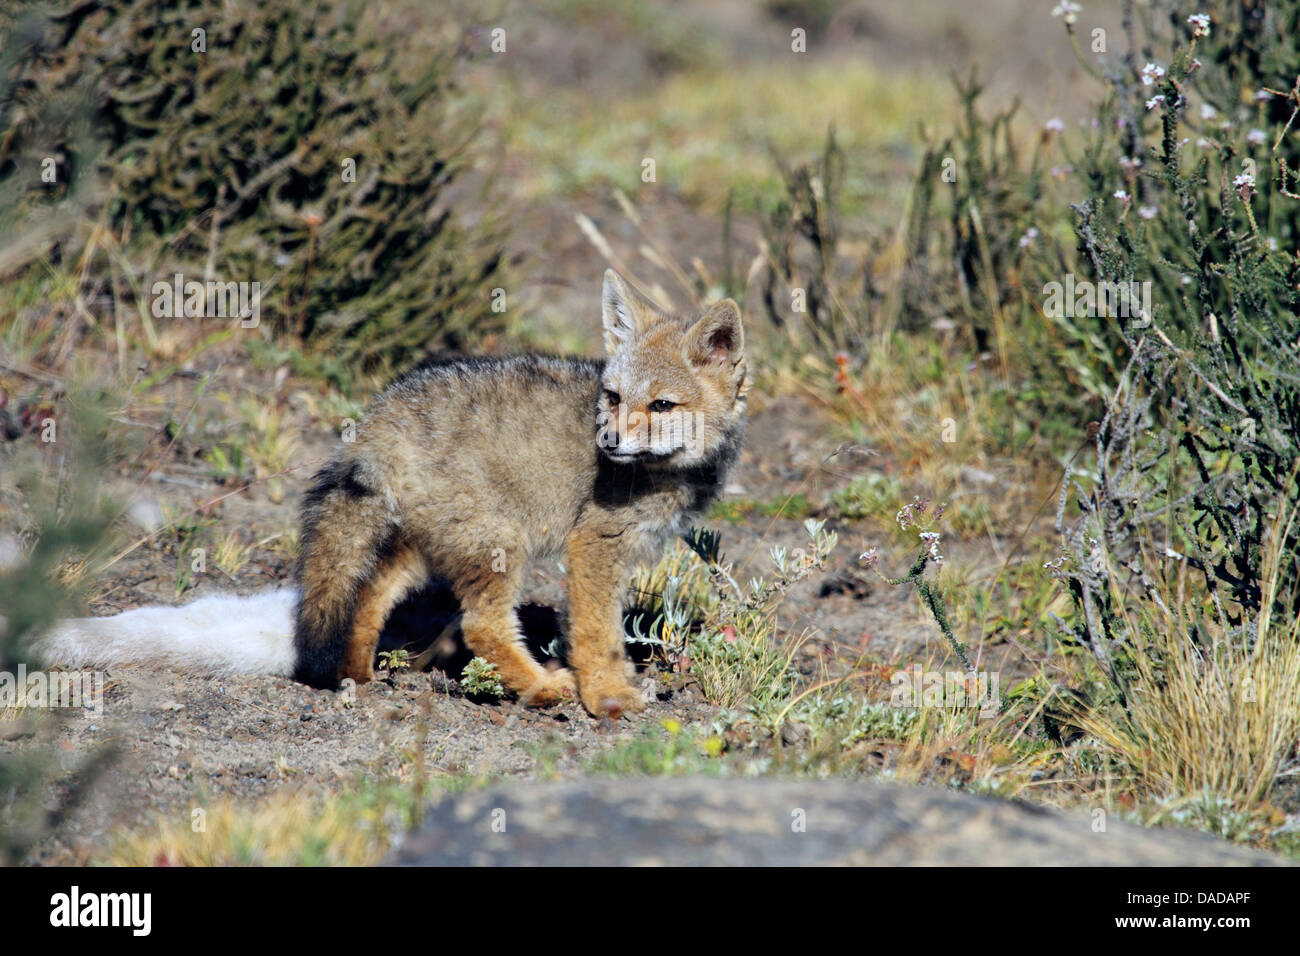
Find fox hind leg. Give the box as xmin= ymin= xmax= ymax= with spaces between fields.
xmin=340 ymin=541 xmax=428 ymax=683
xmin=293 ymin=463 xmax=394 ymax=689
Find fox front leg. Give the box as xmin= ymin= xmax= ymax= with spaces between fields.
xmin=564 ymin=521 xmax=646 ymax=718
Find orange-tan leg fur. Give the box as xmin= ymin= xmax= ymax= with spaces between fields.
xmin=566 ymin=523 xmax=646 ymax=717
xmin=340 ymin=542 xmax=428 ymax=683
xmin=455 ymin=559 xmax=576 ymax=707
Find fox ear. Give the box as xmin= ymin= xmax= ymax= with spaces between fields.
xmin=685 ymin=299 xmax=744 ymax=368
xmin=602 ymin=270 xmax=653 ymax=354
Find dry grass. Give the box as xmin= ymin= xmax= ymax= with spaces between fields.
xmin=1077 ymin=505 xmax=1300 ymax=811
xmin=877 ymin=703 xmax=1059 ymax=799
xmin=693 ymin=623 xmax=807 ymax=714
xmin=211 ymin=530 xmax=253 ymax=578
xmin=104 ymin=779 xmax=423 ymax=866
xmin=237 ymin=399 xmax=299 ymax=504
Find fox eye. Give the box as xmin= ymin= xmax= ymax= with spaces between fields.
xmin=648 ymin=399 xmax=677 ymax=413
xmin=604 ymin=389 xmax=621 ymax=407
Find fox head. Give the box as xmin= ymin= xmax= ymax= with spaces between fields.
xmin=596 ymin=269 xmax=748 ymax=467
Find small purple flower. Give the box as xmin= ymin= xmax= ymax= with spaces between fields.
xmin=1234 ymin=171 xmax=1256 ymax=201
xmin=1052 ymin=1 xmax=1082 ymax=25
xmin=1043 ymin=556 xmax=1069 ymax=579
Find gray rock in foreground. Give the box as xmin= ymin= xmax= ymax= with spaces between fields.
xmin=387 ymin=777 xmax=1286 ymax=866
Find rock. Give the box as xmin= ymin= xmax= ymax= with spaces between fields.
xmin=387 ymin=777 xmax=1287 ymax=867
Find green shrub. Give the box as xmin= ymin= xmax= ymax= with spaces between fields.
xmin=828 ymin=472 xmax=904 ymax=521
xmin=748 ymin=129 xmax=866 ymax=356
xmin=1 ymin=0 xmax=507 ymax=372
xmin=1047 ymin=1 xmax=1300 ymax=679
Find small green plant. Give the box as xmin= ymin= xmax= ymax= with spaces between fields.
xmin=377 ymin=649 xmax=411 ymax=673
xmin=706 ymin=493 xmax=815 ymax=524
xmin=163 ymin=504 xmax=216 ymax=598
xmin=173 ymin=548 xmax=199 ymax=598
xmin=630 ymin=520 xmax=837 ymax=716
xmin=829 ymin=473 xmax=904 ymax=522
xmin=203 ymin=443 xmax=247 ymax=484
xmin=460 ymin=658 xmax=505 ymax=699
xmin=587 ymin=720 xmax=727 ymax=777
xmin=787 ymin=695 xmax=922 ymax=751
xmin=625 ymin=539 xmax=710 ymax=652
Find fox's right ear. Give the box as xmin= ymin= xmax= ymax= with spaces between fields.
xmin=602 ymin=269 xmax=651 ymax=354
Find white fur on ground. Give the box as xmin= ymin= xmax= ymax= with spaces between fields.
xmin=34 ymin=589 xmax=298 ymax=677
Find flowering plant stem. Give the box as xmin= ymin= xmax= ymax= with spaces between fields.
xmin=874 ymin=551 xmax=974 ymax=672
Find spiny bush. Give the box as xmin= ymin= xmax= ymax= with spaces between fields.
xmin=741 ymin=79 xmax=1087 ymax=421
xmin=1049 ymin=1 xmax=1300 ymax=679
xmin=748 ymin=128 xmax=867 ymax=357
xmin=1 ymin=0 xmax=507 ymax=372
xmin=904 ymin=75 xmax=1074 ymax=365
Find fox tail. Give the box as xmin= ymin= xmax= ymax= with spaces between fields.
xmin=33 ymin=459 xmax=397 ymax=684
xmin=34 ymin=589 xmax=298 ymax=677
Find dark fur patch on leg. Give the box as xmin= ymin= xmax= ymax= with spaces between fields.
xmin=291 ymin=459 xmax=392 ymax=688
xmin=292 ymin=602 xmax=353 ymax=689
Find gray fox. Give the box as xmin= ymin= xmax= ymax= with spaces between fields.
xmin=40 ymin=271 xmax=748 ymax=719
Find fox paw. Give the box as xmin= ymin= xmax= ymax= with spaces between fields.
xmin=579 ymin=679 xmax=646 ymax=719
xmin=518 ymin=668 xmax=577 ymax=708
